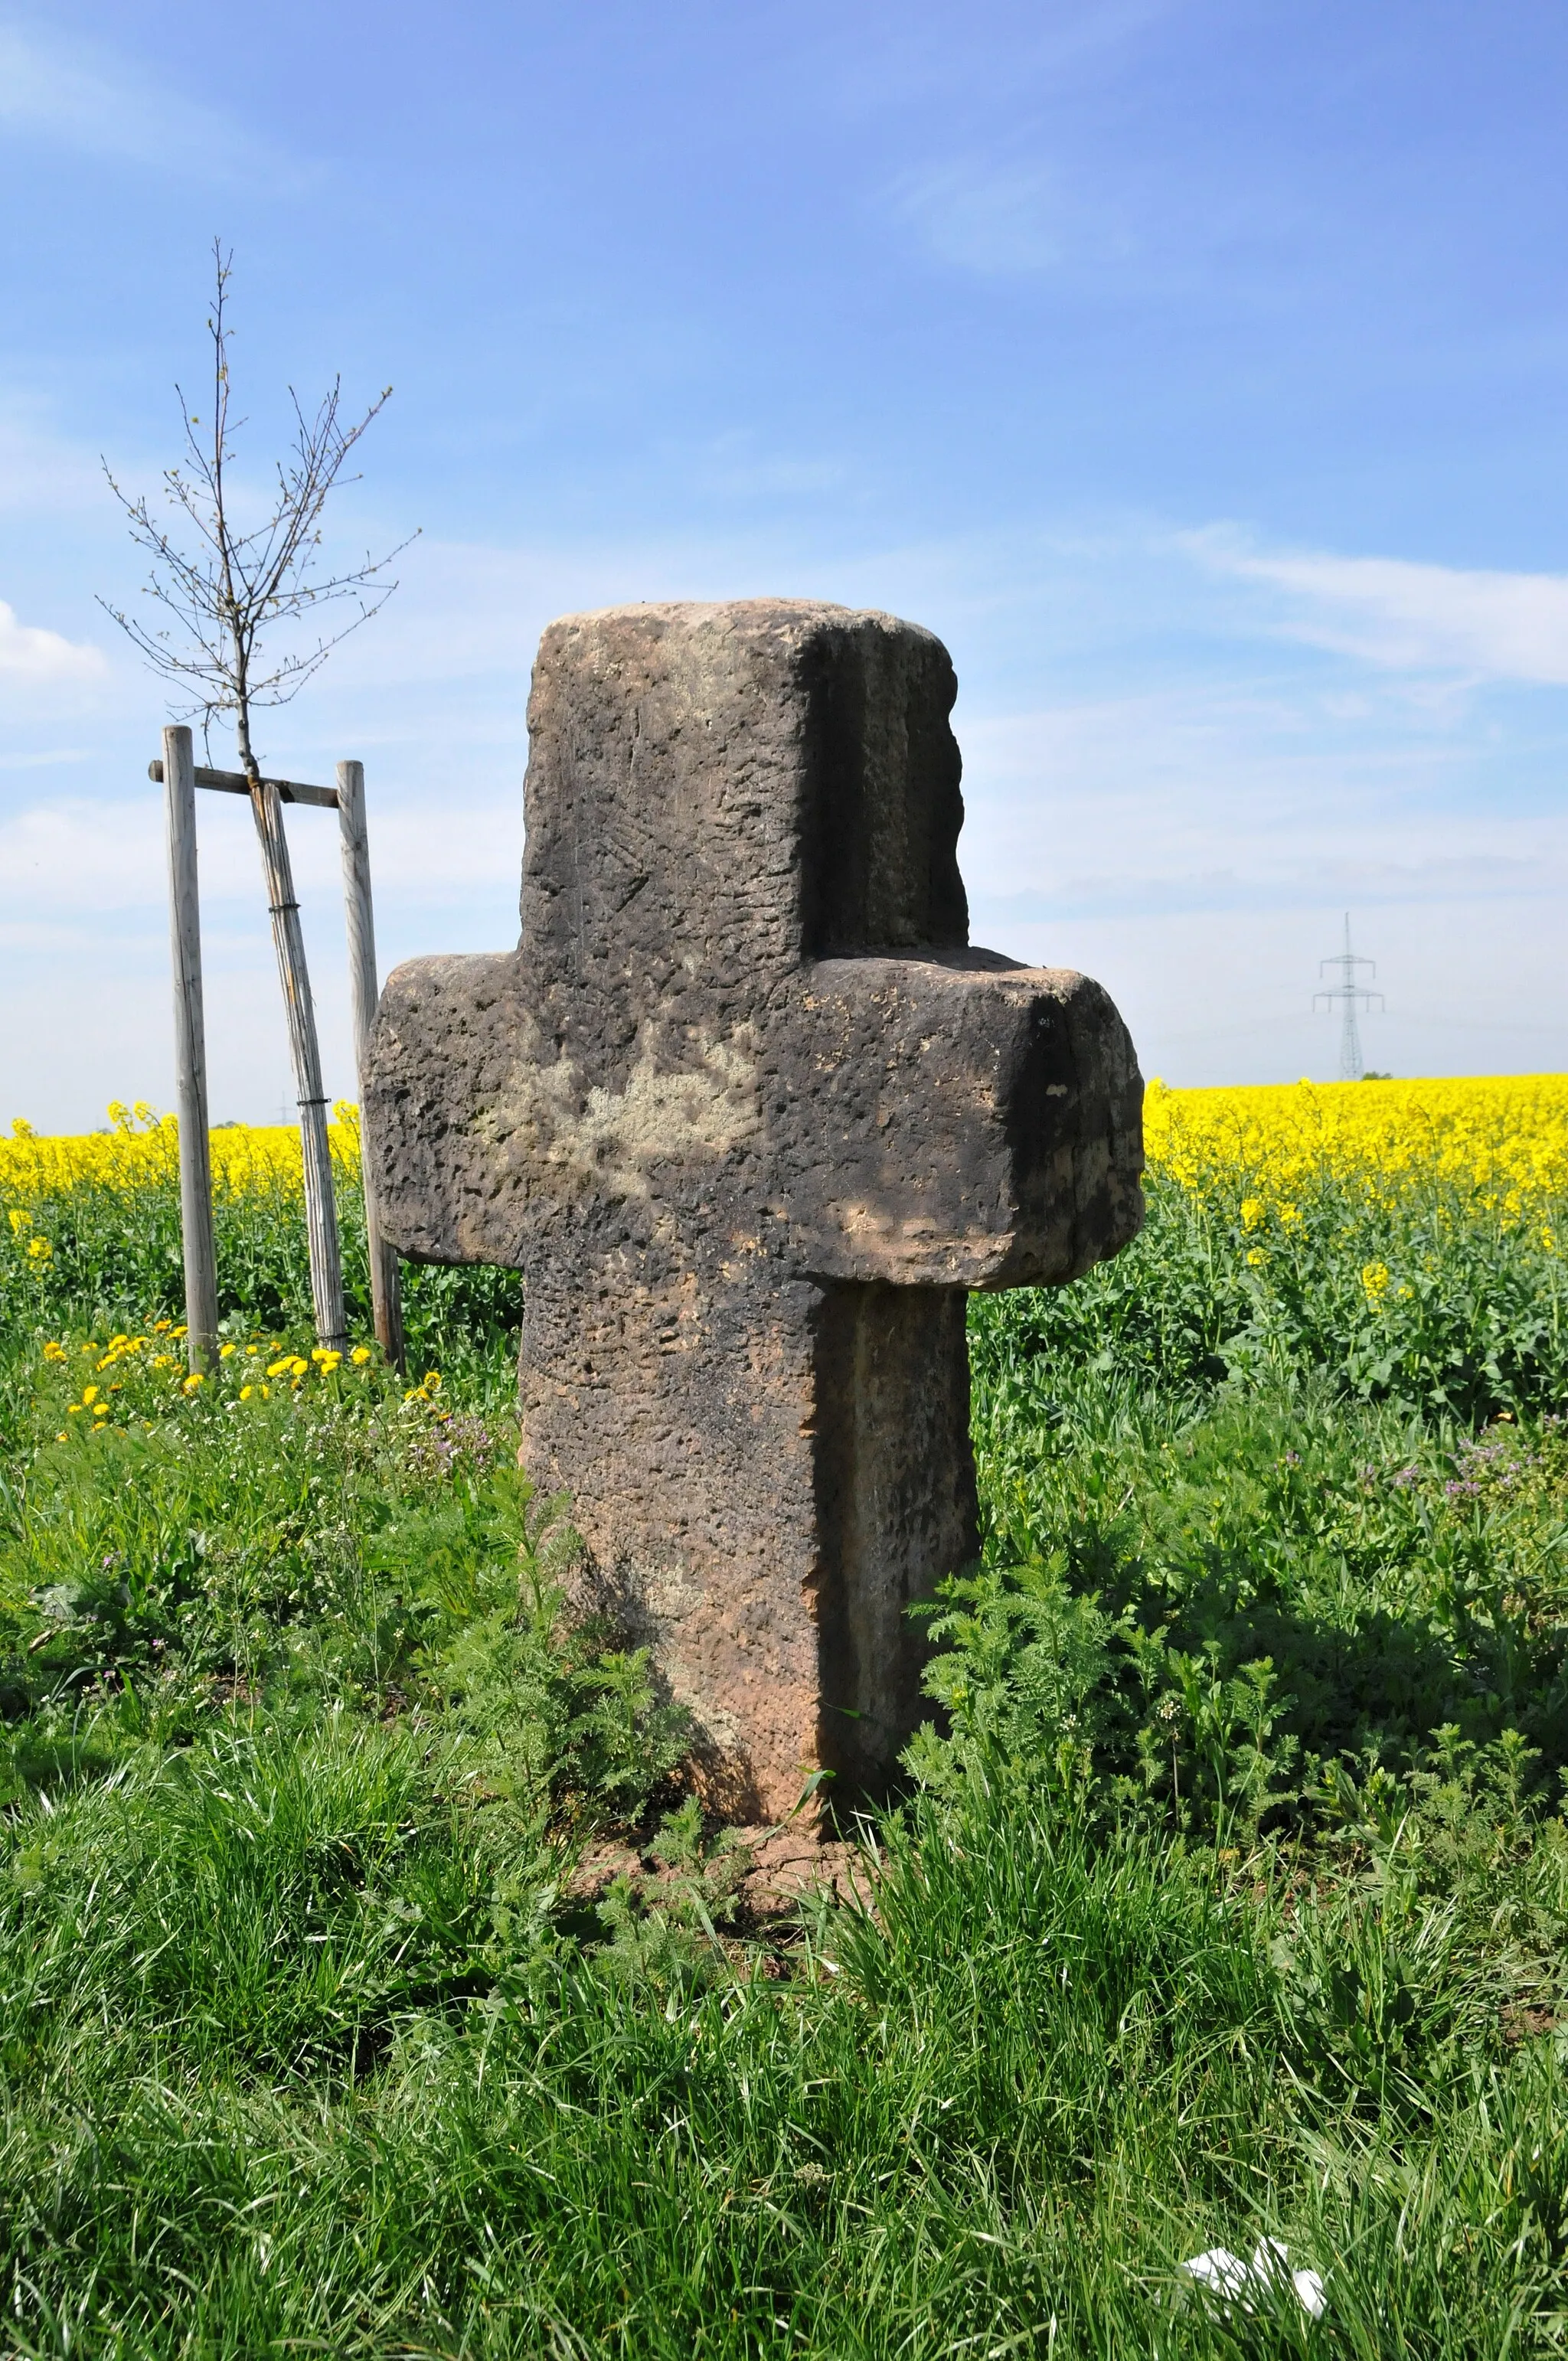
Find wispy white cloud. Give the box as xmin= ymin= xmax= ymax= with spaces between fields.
xmin=0 ymin=407 xmax=111 ymax=515
xmin=0 ymin=598 xmax=105 ymax=681
xmin=0 ymin=19 xmax=292 ymax=180
xmin=0 ymin=788 xmax=526 ymax=923
xmin=0 ymin=801 xmax=164 ymax=915
xmin=957 ymin=687 xmax=1568 ymax=932
xmin=1186 ymin=529 xmax=1568 ymax=685
xmin=887 ymin=159 xmax=1070 ymax=274
xmin=0 ymin=746 xmax=90 ymax=770
xmin=828 ymin=1 xmax=1172 ymax=120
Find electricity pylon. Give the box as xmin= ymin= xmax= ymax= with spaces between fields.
xmin=1315 ymin=913 xmax=1383 ymax=1080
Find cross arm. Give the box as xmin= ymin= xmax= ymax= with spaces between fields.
xmin=361 ymin=952 xmax=534 ymax=1266
xmin=782 ymin=953 xmax=1144 ymax=1288
xmin=362 ymin=948 xmax=1144 ymax=1293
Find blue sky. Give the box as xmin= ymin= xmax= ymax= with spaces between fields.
xmin=4 ymin=0 xmax=1567 ymax=1127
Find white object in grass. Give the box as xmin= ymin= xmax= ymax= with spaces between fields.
xmin=1182 ymin=2239 xmax=1325 ymax=2321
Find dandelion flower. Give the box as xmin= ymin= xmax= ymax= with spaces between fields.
xmin=181 ymin=1372 xmax=204 ymax=1393
xmin=351 ymin=1345 xmax=373 ymax=1365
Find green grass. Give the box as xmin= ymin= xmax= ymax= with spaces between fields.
xmin=2 ymin=1165 xmax=1568 ymax=2353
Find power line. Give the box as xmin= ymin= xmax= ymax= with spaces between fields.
xmin=1314 ymin=912 xmax=1384 ymax=1079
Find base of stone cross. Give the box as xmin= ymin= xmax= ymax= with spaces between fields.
xmin=366 ymin=598 xmax=1145 ymax=1823
xmin=524 ymin=1262 xmax=977 ymax=1821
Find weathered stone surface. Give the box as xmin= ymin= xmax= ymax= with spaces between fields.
xmin=365 ymin=599 xmax=1143 ymax=1817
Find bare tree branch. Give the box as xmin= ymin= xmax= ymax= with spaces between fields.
xmin=100 ymin=240 xmax=417 ymax=772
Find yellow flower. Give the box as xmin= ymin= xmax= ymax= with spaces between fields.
xmin=1361 ymin=1261 xmax=1391 ymax=1301
xmin=67 ymin=1403 xmax=82 ymax=1416
xmin=55 ymin=1432 xmax=67 ymax=1443
xmin=1240 ymin=1197 xmax=1265 ymax=1231
xmin=26 ymin=1236 xmax=52 ymax=1262
xmin=8 ymin=1208 xmax=31 ymax=1234
xmin=42 ymin=1340 xmax=67 ymax=1362
xmin=182 ymin=1372 xmax=204 ymax=1393
xmin=151 ymin=1353 xmax=175 ymax=1370
xmin=153 ymin=1320 xmax=172 ymax=1334
xmin=93 ymin=1401 xmax=109 ymax=1419
xmin=172 ymin=1325 xmax=188 ymax=1340
xmin=351 ymin=1345 xmax=373 ymax=1365
xmin=1279 ymin=1201 xmax=1302 ymax=1229
xmin=81 ymin=1384 xmax=98 ymax=1405
xmin=240 ymin=1383 xmax=253 ymax=1400
xmin=246 ymin=1344 xmax=260 ymax=1356
xmin=1246 ymin=1246 xmax=1268 ymax=1267
xmin=315 ymin=1350 xmax=342 ymax=1373
xmin=423 ymin=1370 xmax=442 ymax=1391
xmin=266 ymin=1357 xmax=292 ymax=1378
xmin=220 ymin=1342 xmax=236 ymax=1357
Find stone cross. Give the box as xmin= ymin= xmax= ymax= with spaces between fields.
xmin=364 ymin=601 xmax=1143 ymax=1819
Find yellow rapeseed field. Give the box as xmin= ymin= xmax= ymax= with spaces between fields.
xmin=5 ymin=1078 xmax=1567 ymax=1213
xmin=1142 ymin=1074 xmax=1568 ymax=1204
xmin=0 ymin=1102 xmax=365 ymax=1200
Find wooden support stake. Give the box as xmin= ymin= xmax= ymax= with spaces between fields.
xmin=337 ymin=760 xmax=405 ymax=1372
xmin=162 ymin=725 xmax=220 ymax=1371
xmin=247 ymin=775 xmax=348 ymax=1350
xmin=149 ymin=758 xmax=339 ymax=810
